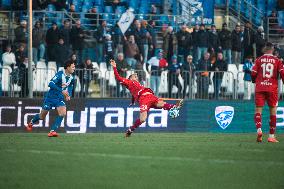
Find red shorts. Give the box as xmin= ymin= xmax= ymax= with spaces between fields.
xmin=255 ymin=91 xmax=278 ymax=107
xmin=138 ymin=94 xmax=159 ymax=112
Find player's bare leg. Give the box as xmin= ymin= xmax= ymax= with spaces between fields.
xmin=268 ymin=107 xmax=279 ymax=143
xmin=48 ymin=106 xmax=66 ymax=137
xmin=125 ymin=111 xmax=147 ymax=137
xmin=254 ymin=106 xmax=263 ymax=142
xmin=26 ymin=109 xmax=49 ymax=132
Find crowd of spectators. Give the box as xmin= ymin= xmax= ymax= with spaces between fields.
xmin=1 ymin=4 xmax=284 ymax=98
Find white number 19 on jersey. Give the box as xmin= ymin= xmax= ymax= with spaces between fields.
xmin=261 ymin=63 xmax=274 ymax=78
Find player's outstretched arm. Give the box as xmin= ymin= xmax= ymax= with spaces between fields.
xmin=110 ymin=59 xmax=127 ymax=83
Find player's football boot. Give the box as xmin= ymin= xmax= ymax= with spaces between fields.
xmin=268 ymin=137 xmax=279 ymax=143
xmin=26 ymin=122 xmax=33 ymax=132
xmin=125 ymin=128 xmax=133 ymax=138
xmin=48 ymin=131 xmax=59 ymax=137
xmin=175 ymin=99 xmax=184 ymax=110
xmin=256 ymin=131 xmax=263 ymax=142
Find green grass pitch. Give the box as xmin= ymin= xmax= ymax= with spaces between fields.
xmin=0 ymin=133 xmax=284 ymax=189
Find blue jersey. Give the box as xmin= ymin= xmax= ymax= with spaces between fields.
xmin=43 ymin=70 xmax=75 ymax=110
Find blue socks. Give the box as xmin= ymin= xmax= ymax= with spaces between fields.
xmin=31 ymin=114 xmax=40 ymax=124
xmin=51 ymin=116 xmax=64 ymax=131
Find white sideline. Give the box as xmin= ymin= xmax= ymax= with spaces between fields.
xmin=4 ymin=149 xmax=284 ymax=166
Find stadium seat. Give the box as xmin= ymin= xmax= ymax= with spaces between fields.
xmin=34 ymin=68 xmax=47 ymax=92
xmin=2 ymin=0 xmax=11 ymax=8
xmin=104 ymin=6 xmax=113 ymax=13
xmin=2 ymin=66 xmax=12 ymax=92
xmin=116 ymin=6 xmax=126 ymax=14
xmin=48 ymin=61 xmax=57 ymax=71
xmin=267 ymin=0 xmax=277 ymax=12
xmin=45 ymin=68 xmax=57 ymax=89
xmin=278 ymin=11 xmax=284 ymax=27
xmin=93 ymin=0 xmax=103 ymax=5
xmin=36 ymin=61 xmax=47 ymax=69
xmin=159 ymin=71 xmax=168 ymax=94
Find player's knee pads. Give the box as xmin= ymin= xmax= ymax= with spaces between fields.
xmin=269 ymin=115 xmax=276 ymax=128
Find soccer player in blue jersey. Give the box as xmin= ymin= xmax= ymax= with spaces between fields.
xmin=26 ymin=60 xmax=76 ymax=137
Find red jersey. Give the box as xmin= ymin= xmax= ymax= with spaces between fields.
xmin=113 ymin=67 xmax=154 ymax=102
xmin=251 ymin=54 xmax=284 ymax=92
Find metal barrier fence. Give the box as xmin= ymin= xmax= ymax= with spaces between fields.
xmin=193 ymin=71 xmax=235 ymax=100
xmin=1 ymin=67 xmax=102 ymax=98
xmin=74 ymin=68 xmax=102 ymax=98
xmin=2 ymin=67 xmax=284 ymax=100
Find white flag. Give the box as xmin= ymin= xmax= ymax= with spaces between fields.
xmin=118 ymin=9 xmax=135 ymax=34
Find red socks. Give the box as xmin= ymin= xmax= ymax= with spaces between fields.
xmin=130 ymin=119 xmax=142 ymax=131
xmin=254 ymin=113 xmax=262 ymax=129
xmin=163 ymin=103 xmax=175 ymax=110
xmin=269 ymin=115 xmax=276 ymax=134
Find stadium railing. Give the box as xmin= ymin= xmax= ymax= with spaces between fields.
xmin=266 ymin=16 xmax=284 ymax=46
xmin=193 ymin=71 xmax=235 ymax=100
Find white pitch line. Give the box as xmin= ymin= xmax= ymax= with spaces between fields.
xmin=4 ymin=149 xmax=284 ymax=166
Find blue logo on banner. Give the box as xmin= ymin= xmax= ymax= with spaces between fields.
xmin=215 ymin=106 xmax=234 ymax=129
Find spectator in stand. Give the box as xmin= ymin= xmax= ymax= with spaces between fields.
xmin=15 ymin=44 xmax=27 ymax=67
xmin=168 ymin=55 xmax=182 ymax=98
xmin=50 ymin=0 xmax=67 ymax=11
xmin=243 ymin=55 xmax=254 ymax=100
xmin=59 ymin=19 xmax=71 ymax=48
xmin=196 ymin=24 xmax=209 ymax=62
xmin=269 ymin=10 xmax=281 ymax=34
xmin=77 ymin=58 xmax=94 ymax=97
xmin=196 ymin=52 xmax=211 ymax=99
xmin=240 ymin=24 xmax=245 ymax=62
xmin=134 ymin=21 xmax=144 ymax=62
xmin=134 ymin=54 xmax=146 ymax=85
xmin=115 ymin=53 xmax=129 ymax=97
xmin=112 ymin=22 xmax=124 ymax=55
xmin=46 ymin=22 xmax=60 ymax=61
xmin=162 ymin=26 xmax=177 ymax=63
xmin=69 ymin=4 xmax=79 ymax=22
xmin=55 ymin=38 xmax=69 ymax=68
xmin=150 ymin=4 xmax=157 ymax=14
xmin=124 ymin=35 xmax=140 ymax=69
xmin=212 ymin=52 xmax=227 ymax=99
xmin=18 ymin=57 xmax=30 ymax=98
xmin=32 ymin=21 xmax=45 ymax=63
xmin=15 ymin=45 xmax=29 ymax=97
xmin=274 ymin=44 xmax=284 ymax=62
xmin=231 ymin=24 xmax=242 ymax=67
xmin=146 ymin=49 xmax=168 ymax=95
xmin=176 ymin=24 xmax=192 ymax=63
xmin=192 ymin=24 xmax=200 ymax=65
xmin=70 ymin=53 xmax=78 ymax=65
xmin=70 ymin=20 xmax=85 ymax=65
xmin=104 ymin=34 xmax=114 ymax=69
xmin=14 ymin=20 xmax=27 ymax=48
xmin=148 ymin=20 xmax=157 ymax=58
xmin=2 ymin=44 xmax=16 ymax=69
xmin=182 ymin=55 xmax=195 ymax=98
xmin=254 ymin=26 xmax=266 ymax=57
xmin=218 ymin=23 xmax=232 ymax=64
xmin=208 ymin=24 xmax=220 ymax=55
xmin=85 ymin=7 xmax=100 ymax=27
xmin=243 ymin=22 xmax=255 ymax=61
xmin=105 ymin=0 xmax=129 ymax=11
xmin=141 ymin=20 xmax=151 ymax=64
xmin=95 ymin=20 xmax=109 ymax=63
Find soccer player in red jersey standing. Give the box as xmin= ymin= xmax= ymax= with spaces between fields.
xmin=110 ymin=60 xmax=184 ymax=137
xmin=251 ymin=42 xmax=284 ymax=143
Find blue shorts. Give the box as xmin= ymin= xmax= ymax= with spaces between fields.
xmin=42 ymin=97 xmax=66 ymax=110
